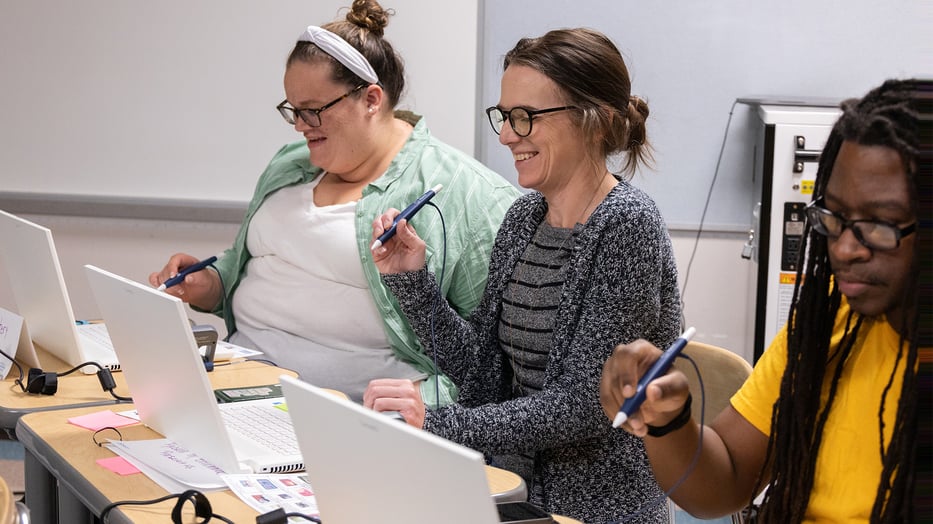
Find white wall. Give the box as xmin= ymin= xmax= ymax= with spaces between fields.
xmin=11 ymin=1 xmax=911 ymax=364
xmin=480 ymin=0 xmax=932 ymax=230
xmin=0 ymin=217 xmax=758 ymax=362
xmin=0 ymin=215 xmax=239 ymax=338
xmin=0 ymin=0 xmax=480 ymax=201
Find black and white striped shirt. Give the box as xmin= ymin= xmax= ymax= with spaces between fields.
xmin=499 ymin=222 xmax=578 ymax=396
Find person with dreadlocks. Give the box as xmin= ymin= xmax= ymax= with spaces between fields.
xmin=599 ymin=78 xmax=931 ymax=523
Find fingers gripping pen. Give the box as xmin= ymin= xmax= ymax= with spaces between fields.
xmin=370 ymin=185 xmax=443 ymax=250
xmin=613 ymin=327 xmax=696 ymax=428
xmin=157 ymin=256 xmax=218 ymax=291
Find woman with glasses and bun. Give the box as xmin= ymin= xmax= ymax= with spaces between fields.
xmin=601 ymin=79 xmax=931 ymax=523
xmin=366 ymin=28 xmax=681 ymax=523
xmin=149 ymin=0 xmax=519 ymax=404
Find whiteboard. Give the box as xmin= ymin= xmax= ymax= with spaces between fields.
xmin=479 ymin=1 xmax=932 ymax=230
xmin=0 ymin=0 xmax=480 ymax=203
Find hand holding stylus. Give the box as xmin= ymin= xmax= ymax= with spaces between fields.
xmin=600 ymin=329 xmax=696 ymax=435
xmin=371 ymin=185 xmax=442 ymax=250
xmin=157 ymin=256 xmax=217 ymax=291
xmin=370 ymin=185 xmax=442 ymax=275
xmin=149 ymin=254 xmax=222 ymax=310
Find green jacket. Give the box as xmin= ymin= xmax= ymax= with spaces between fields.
xmin=207 ymin=114 xmax=520 ymax=406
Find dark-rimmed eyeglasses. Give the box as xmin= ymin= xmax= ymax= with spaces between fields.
xmin=485 ymin=106 xmax=576 ymax=137
xmin=805 ymin=199 xmax=916 ymax=251
xmin=276 ymin=84 xmax=367 ymax=127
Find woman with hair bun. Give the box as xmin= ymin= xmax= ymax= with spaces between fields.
xmin=367 ymin=27 xmax=681 ymax=523
xmin=150 ymin=0 xmax=519 ymax=404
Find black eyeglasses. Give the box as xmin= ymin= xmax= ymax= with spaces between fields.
xmin=276 ymin=85 xmax=367 ymax=127
xmin=485 ymin=106 xmax=576 ymax=137
xmin=805 ymin=199 xmax=916 ymax=251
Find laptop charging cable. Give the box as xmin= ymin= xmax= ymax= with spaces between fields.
xmin=0 ymin=348 xmax=131 ymax=400
xmin=100 ymin=489 xmax=234 ymax=524
xmin=256 ymin=508 xmax=321 ymax=524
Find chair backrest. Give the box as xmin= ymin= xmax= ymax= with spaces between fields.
xmin=674 ymin=341 xmax=754 ymax=423
xmin=0 ymin=474 xmax=28 ymax=524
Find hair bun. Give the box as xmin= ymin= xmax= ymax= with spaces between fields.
xmin=345 ymin=0 xmax=390 ymax=36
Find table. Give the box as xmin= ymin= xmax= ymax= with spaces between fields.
xmin=17 ymin=367 xmax=576 ymax=523
xmin=0 ymin=346 xmax=130 ymax=439
xmin=552 ymin=516 xmax=582 ymax=524
xmin=17 ymin=360 xmax=296 ymax=524
xmin=486 ymin=464 xmax=526 ymax=503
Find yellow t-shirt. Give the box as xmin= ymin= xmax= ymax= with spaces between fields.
xmin=732 ymin=300 xmax=908 ymax=522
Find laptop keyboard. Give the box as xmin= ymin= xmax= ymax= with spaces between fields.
xmin=219 ymin=402 xmax=301 ymax=455
xmin=77 ymin=323 xmax=114 ymax=349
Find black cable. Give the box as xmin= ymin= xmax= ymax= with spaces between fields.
xmin=243 ymin=358 xmax=281 ymax=368
xmin=256 ymin=507 xmax=322 ymax=523
xmin=209 ymin=261 xmax=234 ymax=344
xmin=100 ymin=490 xmax=234 ymax=524
xmin=680 ymin=100 xmax=739 ymax=327
xmin=279 ymin=512 xmax=322 ymax=523
xmin=0 ymin=347 xmax=131 ymax=401
xmin=73 ymin=361 xmax=133 ymax=402
xmin=426 ymin=200 xmax=448 ymax=410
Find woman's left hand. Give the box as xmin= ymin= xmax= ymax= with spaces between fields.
xmin=363 ymin=378 xmax=426 ymax=429
xmin=370 ymin=209 xmax=427 ymax=274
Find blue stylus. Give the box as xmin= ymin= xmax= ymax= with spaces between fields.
xmin=157 ymin=256 xmax=218 ymax=291
xmin=612 ymin=326 xmax=696 ymax=428
xmin=370 ymin=184 xmax=443 ymax=250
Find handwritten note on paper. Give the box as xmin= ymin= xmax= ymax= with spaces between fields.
xmin=105 ymin=439 xmax=228 ymax=491
xmin=0 ymin=307 xmax=25 ymax=380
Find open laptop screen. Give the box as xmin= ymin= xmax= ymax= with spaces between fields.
xmin=280 ymin=375 xmax=501 ymax=524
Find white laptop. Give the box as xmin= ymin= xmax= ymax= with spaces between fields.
xmin=279 ymin=375 xmax=502 ymax=524
xmin=83 ymin=264 xmax=303 ymax=475
xmin=0 ymin=209 xmax=119 ymax=372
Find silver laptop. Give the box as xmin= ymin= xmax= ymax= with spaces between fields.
xmin=280 ymin=375 xmax=502 ymax=524
xmin=0 ymin=209 xmax=119 ymax=372
xmin=84 ymin=264 xmax=303 ymax=475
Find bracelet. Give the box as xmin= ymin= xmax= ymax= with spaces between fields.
xmin=646 ymin=394 xmax=692 ymax=437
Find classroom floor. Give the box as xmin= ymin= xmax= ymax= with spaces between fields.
xmin=674 ymin=512 xmax=732 ymax=524
xmin=0 ymin=440 xmax=24 ymax=497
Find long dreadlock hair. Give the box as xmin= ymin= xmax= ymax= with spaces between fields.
xmin=916 ymin=77 xmax=933 ymax=522
xmin=754 ymin=79 xmax=928 ymax=523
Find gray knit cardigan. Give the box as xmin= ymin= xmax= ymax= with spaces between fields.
xmin=382 ymin=180 xmax=682 ymax=523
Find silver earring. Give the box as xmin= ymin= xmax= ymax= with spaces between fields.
xmin=368 ymin=106 xmax=375 ymax=113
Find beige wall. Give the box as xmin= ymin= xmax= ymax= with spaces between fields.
xmin=0 ymin=216 xmax=758 ymax=364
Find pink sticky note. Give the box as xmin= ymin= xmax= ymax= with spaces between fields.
xmin=67 ymin=410 xmax=138 ymax=431
xmin=96 ymin=456 xmax=140 ymax=476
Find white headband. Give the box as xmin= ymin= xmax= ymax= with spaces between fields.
xmin=298 ymin=25 xmax=380 ymax=85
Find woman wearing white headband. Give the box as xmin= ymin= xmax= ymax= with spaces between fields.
xmin=150 ymin=0 xmax=519 ymax=404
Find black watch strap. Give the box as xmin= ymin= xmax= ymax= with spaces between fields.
xmin=646 ymin=393 xmax=693 ymax=437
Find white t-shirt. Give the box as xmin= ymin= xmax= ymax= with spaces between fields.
xmin=230 ymin=177 xmax=424 ymax=401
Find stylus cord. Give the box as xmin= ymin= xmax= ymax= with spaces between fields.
xmin=426 ymin=200 xmax=448 ymax=410
xmin=612 ymin=353 xmax=706 ymax=523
